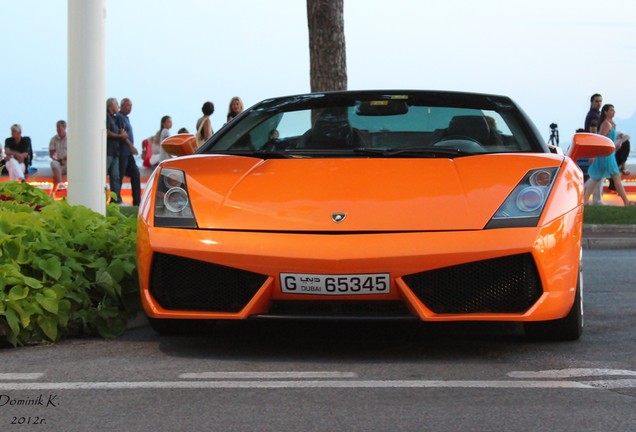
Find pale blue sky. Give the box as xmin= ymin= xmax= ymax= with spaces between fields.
xmin=2 ymin=0 xmax=636 ymax=151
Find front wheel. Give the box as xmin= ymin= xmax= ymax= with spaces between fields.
xmin=524 ymin=267 xmax=583 ymax=341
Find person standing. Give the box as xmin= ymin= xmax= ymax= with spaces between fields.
xmin=582 ymin=93 xmax=603 ymax=204
xmin=2 ymin=124 xmax=32 ymax=182
xmin=584 ymin=93 xmax=602 ymax=133
xmin=154 ymin=115 xmax=173 ymax=165
xmin=226 ymin=96 xmax=244 ymax=123
xmin=106 ymin=98 xmax=127 ymax=204
xmin=49 ymin=120 xmax=68 ymax=196
xmin=117 ymin=98 xmax=141 ymax=205
xmin=584 ymin=104 xmax=634 ymax=206
xmin=196 ymin=101 xmax=214 ymax=148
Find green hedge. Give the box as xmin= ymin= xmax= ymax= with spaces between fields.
xmin=583 ymin=204 xmax=636 ymax=225
xmin=0 ymin=182 xmax=140 ymax=347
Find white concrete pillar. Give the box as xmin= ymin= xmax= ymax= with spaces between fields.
xmin=67 ymin=0 xmax=106 ymax=214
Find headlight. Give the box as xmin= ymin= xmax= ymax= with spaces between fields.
xmin=154 ymin=168 xmax=197 ymax=228
xmin=164 ymin=187 xmax=189 ymax=212
xmin=516 ymin=186 xmax=544 ymax=212
xmin=486 ymin=167 xmax=559 ymax=229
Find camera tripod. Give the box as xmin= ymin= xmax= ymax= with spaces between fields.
xmin=547 ymin=123 xmax=559 ymax=146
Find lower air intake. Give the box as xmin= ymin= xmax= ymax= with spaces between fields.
xmin=149 ymin=253 xmax=267 ymax=312
xmin=403 ymin=253 xmax=542 ymax=314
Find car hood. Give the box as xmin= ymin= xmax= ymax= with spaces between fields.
xmin=163 ymin=154 xmax=563 ymax=231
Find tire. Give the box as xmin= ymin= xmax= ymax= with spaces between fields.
xmin=148 ymin=318 xmax=216 ymax=336
xmin=524 ymin=265 xmax=583 ymax=341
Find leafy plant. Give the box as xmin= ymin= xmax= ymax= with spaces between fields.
xmin=0 ymin=182 xmax=140 ymax=347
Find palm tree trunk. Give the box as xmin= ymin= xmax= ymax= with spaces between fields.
xmin=307 ymin=0 xmax=347 ymax=92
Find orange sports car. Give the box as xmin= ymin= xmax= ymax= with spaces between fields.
xmin=137 ymin=90 xmax=614 ymax=340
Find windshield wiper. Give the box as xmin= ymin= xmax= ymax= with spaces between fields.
xmin=353 ymin=146 xmax=477 ymax=158
xmin=214 ymin=150 xmax=292 ymax=159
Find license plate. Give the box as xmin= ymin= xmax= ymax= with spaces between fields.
xmin=280 ymin=273 xmax=391 ymax=295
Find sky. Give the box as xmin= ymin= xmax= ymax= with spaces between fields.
xmin=2 ymin=0 xmax=636 ymax=154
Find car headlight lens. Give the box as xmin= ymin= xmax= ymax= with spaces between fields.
xmin=164 ymin=187 xmax=189 ymax=212
xmin=486 ymin=167 xmax=559 ymax=229
xmin=516 ymin=186 xmax=544 ymax=212
xmin=154 ymin=168 xmax=197 ymax=228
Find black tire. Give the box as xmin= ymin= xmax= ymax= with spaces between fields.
xmin=148 ymin=318 xmax=216 ymax=336
xmin=524 ymin=267 xmax=583 ymax=341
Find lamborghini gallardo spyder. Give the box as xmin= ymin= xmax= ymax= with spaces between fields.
xmin=137 ymin=90 xmax=614 ymax=340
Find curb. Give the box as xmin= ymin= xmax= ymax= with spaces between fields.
xmin=582 ymin=237 xmax=636 ymax=249
xmin=583 ymin=224 xmax=636 ymax=234
xmin=582 ymin=224 xmax=636 ymax=249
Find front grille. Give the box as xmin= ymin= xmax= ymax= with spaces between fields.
xmin=149 ymin=253 xmax=267 ymax=312
xmin=261 ymin=301 xmax=415 ymax=319
xmin=403 ymin=253 xmax=542 ymax=314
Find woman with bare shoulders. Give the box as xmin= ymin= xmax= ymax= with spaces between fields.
xmin=196 ymin=101 xmax=214 ymax=148
xmin=150 ymin=115 xmax=172 ymax=167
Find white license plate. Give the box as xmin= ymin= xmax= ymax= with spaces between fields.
xmin=280 ymin=273 xmax=391 ymax=295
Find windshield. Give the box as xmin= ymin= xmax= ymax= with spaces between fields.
xmin=203 ymin=92 xmax=539 ymax=158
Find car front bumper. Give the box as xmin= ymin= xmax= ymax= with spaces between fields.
xmin=137 ymin=209 xmax=583 ymax=323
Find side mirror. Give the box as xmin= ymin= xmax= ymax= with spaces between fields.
xmin=160 ymin=133 xmax=197 ymax=157
xmin=567 ymin=132 xmax=615 ymax=162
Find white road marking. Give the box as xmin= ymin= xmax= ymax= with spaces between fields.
xmin=0 ymin=380 xmax=628 ymax=391
xmin=0 ymin=373 xmax=44 ymax=380
xmin=178 ymin=371 xmax=358 ymax=379
xmin=508 ymin=368 xmax=636 ymax=379
xmin=2 ymin=369 xmax=636 ymax=391
xmin=583 ymin=379 xmax=636 ymax=389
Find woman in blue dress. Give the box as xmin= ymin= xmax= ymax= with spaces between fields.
xmin=584 ymin=104 xmax=634 ymax=206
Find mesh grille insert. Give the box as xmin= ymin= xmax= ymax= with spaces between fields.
xmin=403 ymin=253 xmax=542 ymax=314
xmin=150 ymin=253 xmax=267 ymax=312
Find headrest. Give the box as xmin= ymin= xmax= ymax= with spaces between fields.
xmin=306 ymin=110 xmax=352 ymax=148
xmin=447 ymin=116 xmax=490 ymax=143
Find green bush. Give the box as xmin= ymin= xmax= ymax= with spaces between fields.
xmin=0 ymin=182 xmax=140 ymax=347
xmin=583 ymin=205 xmax=636 ymax=225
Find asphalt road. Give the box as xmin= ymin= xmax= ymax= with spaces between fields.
xmin=1 ymin=248 xmax=635 ymax=432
